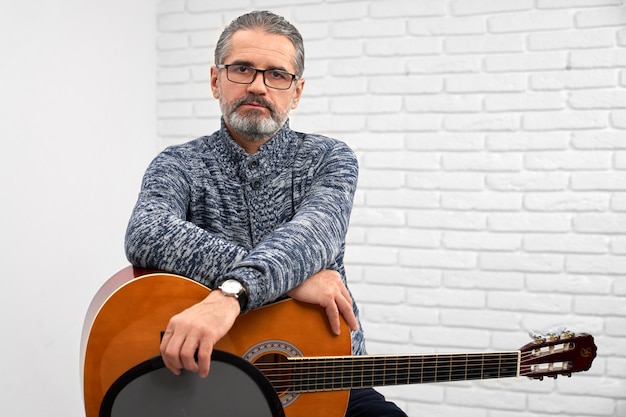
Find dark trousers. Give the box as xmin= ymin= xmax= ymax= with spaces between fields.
xmin=345 ymin=388 xmax=408 ymax=417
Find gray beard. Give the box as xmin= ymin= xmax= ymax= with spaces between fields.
xmin=226 ymin=109 xmax=283 ymax=141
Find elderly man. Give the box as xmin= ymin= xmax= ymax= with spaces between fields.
xmin=125 ymin=10 xmax=407 ymax=417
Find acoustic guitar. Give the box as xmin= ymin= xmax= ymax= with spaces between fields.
xmin=81 ymin=267 xmax=597 ymax=417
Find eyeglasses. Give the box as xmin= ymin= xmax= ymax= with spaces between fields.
xmin=217 ymin=64 xmax=298 ymax=90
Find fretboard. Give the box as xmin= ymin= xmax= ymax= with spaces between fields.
xmin=268 ymin=352 xmax=520 ymax=393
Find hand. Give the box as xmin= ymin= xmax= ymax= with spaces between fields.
xmin=160 ymin=290 xmax=240 ymax=378
xmin=288 ymin=269 xmax=359 ymax=335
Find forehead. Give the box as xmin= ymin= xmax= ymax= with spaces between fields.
xmin=226 ymin=29 xmax=296 ymax=71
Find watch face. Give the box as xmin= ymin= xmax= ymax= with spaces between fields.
xmin=221 ymin=280 xmax=242 ymax=295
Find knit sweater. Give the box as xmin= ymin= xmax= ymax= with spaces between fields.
xmin=125 ymin=120 xmax=365 ymax=355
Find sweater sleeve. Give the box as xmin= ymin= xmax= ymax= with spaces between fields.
xmin=124 ymin=148 xmax=250 ymax=282
xmin=218 ymin=139 xmax=359 ymax=311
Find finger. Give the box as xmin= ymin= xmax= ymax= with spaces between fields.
xmin=160 ymin=332 xmax=184 ymax=376
xmin=324 ymin=303 xmax=342 ymax=335
xmin=180 ymin=338 xmax=200 ymax=373
xmin=196 ymin=343 xmax=213 ymax=378
xmin=337 ymin=296 xmax=359 ymax=332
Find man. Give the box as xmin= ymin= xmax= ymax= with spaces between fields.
xmin=125 ymin=10 xmax=407 ymax=417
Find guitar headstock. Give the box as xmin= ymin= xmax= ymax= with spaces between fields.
xmin=519 ymin=329 xmax=597 ymax=380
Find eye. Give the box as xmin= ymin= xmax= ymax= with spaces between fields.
xmin=268 ymin=70 xmax=291 ymax=81
xmin=233 ymin=65 xmax=253 ymax=74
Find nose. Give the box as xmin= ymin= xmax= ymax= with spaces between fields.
xmin=247 ymin=71 xmax=268 ymax=94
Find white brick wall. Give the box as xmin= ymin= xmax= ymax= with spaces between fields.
xmin=156 ymin=1 xmax=625 ymax=415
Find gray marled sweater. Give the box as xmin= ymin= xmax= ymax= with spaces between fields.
xmin=125 ymin=120 xmax=365 ymax=354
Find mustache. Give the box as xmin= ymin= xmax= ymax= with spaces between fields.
xmin=233 ymin=95 xmax=275 ymax=113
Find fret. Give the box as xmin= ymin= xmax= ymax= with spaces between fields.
xmin=285 ymin=351 xmax=520 ymax=393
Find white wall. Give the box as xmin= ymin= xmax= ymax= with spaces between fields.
xmin=0 ymin=1 xmax=156 ymax=416
xmin=155 ymin=1 xmax=625 ymax=416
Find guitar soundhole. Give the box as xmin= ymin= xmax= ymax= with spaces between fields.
xmin=242 ymin=340 xmax=302 ymax=407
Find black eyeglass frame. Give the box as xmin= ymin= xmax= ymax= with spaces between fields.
xmin=216 ymin=64 xmax=299 ymax=90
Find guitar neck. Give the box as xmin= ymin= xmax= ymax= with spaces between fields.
xmin=274 ymin=351 xmax=521 ymax=392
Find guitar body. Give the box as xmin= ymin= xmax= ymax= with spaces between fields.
xmin=81 ymin=267 xmax=351 ymax=417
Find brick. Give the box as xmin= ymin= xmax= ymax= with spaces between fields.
xmin=447 ymin=73 xmax=525 ymax=93
xmin=524 ymin=192 xmax=610 ymax=212
xmin=406 ymin=133 xmax=484 ymax=151
xmin=484 ymin=92 xmax=566 ymax=112
xmin=345 ymin=243 xmax=399 ymax=264
xmin=407 ymin=16 xmax=485 ymax=35
xmin=538 ymin=0 xmax=623 ymax=8
xmin=366 ymin=37 xmax=441 ymax=57
xmin=157 ymin=33 xmax=189 ymax=50
xmin=571 ymin=171 xmax=626 ymax=191
xmin=570 ymin=49 xmax=626 ymax=69
xmin=447 ymin=386 xmax=526 ymax=409
xmin=570 ymin=89 xmax=626 ymax=109
xmin=612 ymin=193 xmax=626 ymax=211
xmin=158 ymin=12 xmax=222 ymax=32
xmin=443 ymin=270 xmax=525 ymax=290
xmin=361 ymin=151 xmax=439 ymax=170
xmin=571 ymin=131 xmax=626 ymax=149
xmin=488 ymin=213 xmax=571 ymax=232
xmin=442 ymin=152 xmax=522 ymax=171
xmin=408 ymin=171 xmax=485 ymax=190
xmin=407 ymin=210 xmax=487 ymax=230
xmin=442 ymin=230 xmax=522 ymax=251
xmin=573 ymin=293 xmax=626 ymax=315
xmin=407 ymin=55 xmax=482 ymax=74
xmin=349 ymin=207 xmax=406 ymax=227
xmin=370 ymin=0 xmax=446 ymax=18
xmin=365 ymin=189 xmax=440 ymax=209
xmin=339 ymin=132 xmax=405 ymax=151
xmin=528 ymin=29 xmax=615 ymax=51
xmin=188 ymin=0 xmax=251 ymax=12
xmin=489 ymin=11 xmax=572 ymax=33
xmin=576 ymin=7 xmax=626 ymax=28
xmin=524 ymin=233 xmax=609 ymax=254
xmin=613 ymin=236 xmax=626 ymax=254
xmin=522 ymin=111 xmax=606 ymax=131
xmin=157 ymin=118 xmax=211 ymax=136
xmin=524 ymin=151 xmax=612 ymax=170
xmin=485 ymin=51 xmax=567 ymax=72
xmin=400 ymin=248 xmax=478 ymax=269
xmin=193 ymin=100 xmax=221 ymax=118
xmin=451 ymin=0 xmax=533 ymax=16
xmin=444 ymin=113 xmax=519 ymax=132
xmin=573 ymin=213 xmax=626 ymax=233
xmin=331 ymin=19 xmax=406 ymax=39
xmin=568 ymin=253 xmax=626 ymax=276
xmin=487 ymin=289 xmax=572 ymax=311
xmin=366 ymin=226 xmax=441 ymax=248
xmin=406 ymin=94 xmax=482 ymax=113
xmin=363 ymin=265 xmax=444 ymax=287
xmin=307 ymin=76 xmax=367 ymax=96
xmin=486 ymin=132 xmax=569 ymax=151
xmin=530 ymin=69 xmax=616 ymax=90
xmin=529 ymin=393 xmax=615 ymax=415
xmin=368 ymin=113 xmax=442 ymax=132
xmin=612 ymin=110 xmax=626 ymax=128
xmin=370 ymin=75 xmax=443 ymax=94
xmin=445 ymin=33 xmax=525 ymax=54
xmin=487 ymin=172 xmax=569 ymax=191
xmin=330 ymin=95 xmax=402 ymax=114
xmin=294 ymin=2 xmax=368 ymax=22
xmin=409 ymin=325 xmax=490 ymax=349
xmin=441 ymin=192 xmax=523 ymax=211
xmin=606 ymin=317 xmax=626 ymax=336
xmin=363 ymin=304 xmax=439 ymax=325
xmin=616 ymin=152 xmax=626 ymax=169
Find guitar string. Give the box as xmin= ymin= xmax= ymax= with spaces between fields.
xmin=251 ymin=352 xmax=565 ymax=391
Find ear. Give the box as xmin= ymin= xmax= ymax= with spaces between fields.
xmin=290 ymin=78 xmax=305 ymax=110
xmin=210 ymin=66 xmax=220 ymax=99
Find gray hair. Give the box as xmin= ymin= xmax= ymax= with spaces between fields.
xmin=214 ymin=11 xmax=305 ymax=77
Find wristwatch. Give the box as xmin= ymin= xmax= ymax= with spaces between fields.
xmin=218 ymin=279 xmax=248 ymax=312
